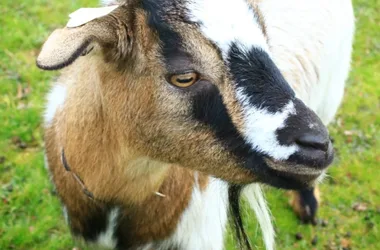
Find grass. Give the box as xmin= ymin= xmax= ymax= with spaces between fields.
xmin=0 ymin=0 xmax=379 ymax=249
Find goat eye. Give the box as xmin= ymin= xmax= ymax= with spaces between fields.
xmin=169 ymin=72 xmax=199 ymax=88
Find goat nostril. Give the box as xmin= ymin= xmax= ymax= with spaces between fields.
xmin=296 ymin=134 xmax=329 ymax=152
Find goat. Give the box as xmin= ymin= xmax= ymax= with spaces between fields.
xmin=36 ymin=0 xmax=354 ymax=249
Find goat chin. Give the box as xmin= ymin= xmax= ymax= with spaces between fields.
xmin=243 ymin=184 xmax=275 ymax=250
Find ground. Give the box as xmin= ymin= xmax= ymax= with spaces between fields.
xmin=0 ymin=0 xmax=379 ymax=249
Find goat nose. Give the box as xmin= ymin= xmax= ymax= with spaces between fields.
xmin=296 ymin=133 xmax=329 ymax=152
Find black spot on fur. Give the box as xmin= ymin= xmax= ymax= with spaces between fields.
xmin=227 ymin=44 xmax=295 ymax=112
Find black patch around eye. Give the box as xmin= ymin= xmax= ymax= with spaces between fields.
xmin=191 ymin=83 xmax=252 ymax=158
xmin=227 ymin=44 xmax=295 ymax=113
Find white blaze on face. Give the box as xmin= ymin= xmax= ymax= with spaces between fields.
xmin=188 ymin=0 xmax=297 ymax=161
xmin=187 ymin=0 xmax=269 ymax=56
xmin=236 ymin=88 xmax=298 ymax=160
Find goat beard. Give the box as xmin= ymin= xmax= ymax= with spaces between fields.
xmin=228 ymin=184 xmax=252 ymax=250
xmin=229 ymin=184 xmax=275 ymax=250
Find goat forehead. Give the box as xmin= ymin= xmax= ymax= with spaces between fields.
xmin=141 ymin=0 xmax=268 ymax=55
xmin=186 ymin=0 xmax=269 ymax=55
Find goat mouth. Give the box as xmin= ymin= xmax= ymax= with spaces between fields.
xmin=265 ymin=158 xmax=325 ymax=176
xmin=261 ymin=168 xmax=321 ymax=190
xmin=247 ymin=157 xmax=324 ymax=190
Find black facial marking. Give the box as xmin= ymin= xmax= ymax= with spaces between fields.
xmin=143 ymin=0 xmax=329 ymax=191
xmin=141 ymin=0 xmax=189 ymax=64
xmin=276 ymin=99 xmax=334 ymax=168
xmin=191 ymin=83 xmax=317 ymax=190
xmin=276 ymin=99 xmax=321 ymax=146
xmin=227 ymin=44 xmax=295 ymax=112
xmin=191 ymin=82 xmax=252 ymax=158
xmin=227 ymin=45 xmax=333 ymax=171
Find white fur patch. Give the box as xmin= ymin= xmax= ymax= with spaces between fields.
xmin=257 ymin=0 xmax=354 ymax=126
xmin=96 ymin=208 xmax=120 ymax=249
xmin=236 ymin=88 xmax=298 ymax=160
xmin=243 ymin=184 xmax=275 ymax=250
xmin=62 ymin=206 xmax=69 ymax=225
xmin=43 ymin=153 xmax=49 ymax=171
xmin=44 ymin=84 xmax=67 ymax=126
xmin=157 ymin=176 xmax=228 ymax=250
xmin=188 ymin=0 xmax=269 ymax=56
xmin=67 ymin=5 xmax=119 ymax=28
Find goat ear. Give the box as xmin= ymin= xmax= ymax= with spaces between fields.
xmin=37 ymin=6 xmax=122 ymax=70
xmin=36 ymin=27 xmax=95 ymax=70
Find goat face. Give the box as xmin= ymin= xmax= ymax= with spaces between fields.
xmin=37 ymin=1 xmax=333 ymax=189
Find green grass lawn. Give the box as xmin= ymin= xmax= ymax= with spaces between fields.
xmin=0 ymin=0 xmax=379 ymax=249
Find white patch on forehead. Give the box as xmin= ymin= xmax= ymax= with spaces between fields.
xmin=45 ymin=84 xmax=67 ymax=126
xmin=236 ymin=88 xmax=298 ymax=160
xmin=187 ymin=0 xmax=269 ymax=56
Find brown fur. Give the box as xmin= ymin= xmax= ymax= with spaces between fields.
xmin=117 ymin=166 xmax=195 ymax=246
xmin=46 ymin=108 xmax=202 ymax=246
xmin=46 ymin=120 xmax=197 ymax=246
